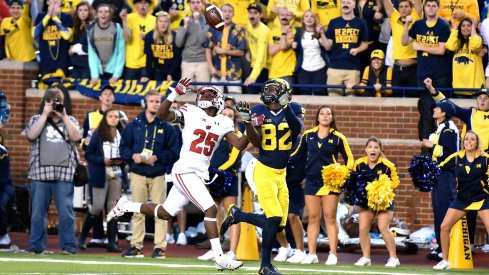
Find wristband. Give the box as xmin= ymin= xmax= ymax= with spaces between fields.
xmin=166 ymin=88 xmax=178 ymax=102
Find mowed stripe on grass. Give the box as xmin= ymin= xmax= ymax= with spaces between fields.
xmin=0 ymin=255 xmax=483 ymax=274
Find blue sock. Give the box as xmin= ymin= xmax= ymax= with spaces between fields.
xmin=234 ymin=211 xmax=266 ymax=228
xmin=260 ymin=216 xmax=281 ymax=268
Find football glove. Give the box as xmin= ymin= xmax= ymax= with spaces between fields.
xmin=278 ymin=93 xmax=289 ymax=106
xmin=167 ymin=78 xmax=192 ymax=102
xmin=176 ymin=77 xmax=192 ymax=95
xmin=251 ymin=114 xmax=265 ymax=127
xmin=236 ymin=101 xmax=251 ymax=123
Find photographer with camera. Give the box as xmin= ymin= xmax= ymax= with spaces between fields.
xmin=25 ymin=87 xmax=82 ymax=254
xmin=119 ymin=90 xmax=179 ymax=258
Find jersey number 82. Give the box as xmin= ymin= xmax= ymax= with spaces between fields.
xmin=261 ymin=123 xmax=292 ymax=151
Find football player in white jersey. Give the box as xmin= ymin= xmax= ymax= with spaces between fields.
xmin=107 ymin=78 xmax=249 ymax=271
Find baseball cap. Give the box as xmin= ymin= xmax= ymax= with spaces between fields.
xmin=474 ymin=89 xmax=489 ymax=97
xmin=434 ymin=100 xmax=455 ymax=118
xmin=371 ymin=49 xmax=385 ymax=60
xmin=247 ymin=3 xmax=262 ymax=13
xmin=100 ymin=84 xmax=115 ymax=93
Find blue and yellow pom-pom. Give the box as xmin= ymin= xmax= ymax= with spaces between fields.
xmin=408 ymin=155 xmax=441 ymax=192
xmin=322 ymin=163 xmax=350 ymax=193
xmin=343 ymin=171 xmax=376 ymax=208
xmin=365 ymin=174 xmax=395 ymax=211
xmin=207 ymin=168 xmax=236 ymax=198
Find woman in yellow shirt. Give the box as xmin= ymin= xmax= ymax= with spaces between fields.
xmin=445 ymin=17 xmax=484 ymax=97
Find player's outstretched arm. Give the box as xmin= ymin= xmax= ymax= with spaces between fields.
xmin=226 ymin=131 xmax=249 ymax=151
xmin=157 ymin=78 xmax=192 ymax=122
xmin=236 ymin=101 xmax=262 ymax=147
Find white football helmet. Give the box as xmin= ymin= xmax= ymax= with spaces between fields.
xmin=196 ymin=86 xmax=224 ymax=113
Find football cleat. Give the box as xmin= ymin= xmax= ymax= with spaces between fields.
xmin=220 ymin=204 xmax=240 ymax=237
xmin=107 ymin=196 xmax=129 ymax=222
xmin=215 ymin=254 xmax=243 ymax=271
xmin=258 ymin=264 xmax=281 ymax=275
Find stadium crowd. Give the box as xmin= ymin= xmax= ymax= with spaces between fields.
xmin=1 ymin=0 xmax=489 ymax=274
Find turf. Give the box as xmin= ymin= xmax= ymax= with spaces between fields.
xmin=0 ymin=252 xmax=487 ymax=274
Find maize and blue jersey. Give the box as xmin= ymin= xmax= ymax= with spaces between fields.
xmin=250 ymin=104 xmax=302 ymax=169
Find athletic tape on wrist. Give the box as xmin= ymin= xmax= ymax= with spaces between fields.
xmin=167 ymin=88 xmax=178 ymax=102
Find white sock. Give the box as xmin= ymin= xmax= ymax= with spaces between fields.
xmin=210 ymin=238 xmax=223 ymax=257
xmin=126 ymin=202 xmax=142 ymax=213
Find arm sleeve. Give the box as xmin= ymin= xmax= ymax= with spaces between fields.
xmin=290 ymin=132 xmax=307 ymax=162
xmin=23 ymin=3 xmax=31 ymax=21
xmin=175 ymin=23 xmax=186 ymax=48
xmin=112 ymin=23 xmax=126 ymax=79
xmin=468 ymin=35 xmax=483 ymax=52
xmin=338 ymin=134 xmax=354 ymax=170
xmin=284 ymin=104 xmax=303 ymax=145
xmin=439 ymin=152 xmax=457 ymax=170
xmin=385 ymin=67 xmax=393 ymax=95
xmin=52 ymin=15 xmax=73 ymax=41
xmin=389 ymin=164 xmax=400 ymax=189
xmin=408 ymin=22 xmax=416 ymax=39
xmin=80 ymin=112 xmax=90 ymax=149
xmin=467 ymin=0 xmax=481 ymax=22
xmin=250 ymin=28 xmax=269 ymax=80
xmin=170 ymin=39 xmax=182 ymax=78
xmin=87 ymin=29 xmax=101 ymax=79
xmin=154 ymin=124 xmax=180 ymax=166
xmin=33 ymin=13 xmax=49 ymax=39
xmin=218 ymin=146 xmax=240 ymax=171
xmin=295 ymin=0 xmax=310 ymax=20
xmin=445 ymin=29 xmax=460 ymax=52
xmin=144 ymin=34 xmax=154 ymax=78
xmin=1 ymin=19 xmax=18 ymax=37
xmin=119 ymin=123 xmax=135 ymax=163
xmin=84 ymin=133 xmax=105 ymax=165
xmin=434 ymin=128 xmax=459 ymax=159
xmin=198 ymin=24 xmax=210 ymax=44
xmin=432 ymin=91 xmax=472 ymax=123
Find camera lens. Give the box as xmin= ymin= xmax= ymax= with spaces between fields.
xmin=54 ymin=103 xmax=64 ymax=112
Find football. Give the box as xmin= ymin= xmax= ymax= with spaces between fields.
xmin=204 ymin=4 xmax=225 ymax=32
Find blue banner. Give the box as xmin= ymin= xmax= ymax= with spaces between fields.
xmin=75 ymin=79 xmax=177 ymax=105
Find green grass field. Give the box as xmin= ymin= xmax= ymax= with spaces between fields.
xmin=0 ymin=253 xmax=488 ymax=275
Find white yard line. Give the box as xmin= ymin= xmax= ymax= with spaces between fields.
xmin=0 ymin=257 xmax=450 ymax=275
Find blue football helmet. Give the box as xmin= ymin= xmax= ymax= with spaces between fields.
xmin=260 ymin=78 xmax=292 ymax=105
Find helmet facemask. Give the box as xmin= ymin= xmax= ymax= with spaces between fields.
xmin=196 ymin=86 xmax=224 ymax=113
xmin=260 ymin=79 xmax=291 ymax=105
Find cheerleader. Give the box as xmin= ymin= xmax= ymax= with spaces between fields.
xmin=290 ymin=105 xmax=354 ymax=265
xmin=352 ymin=137 xmax=401 ymax=267
xmin=434 ymin=131 xmax=489 ymax=270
